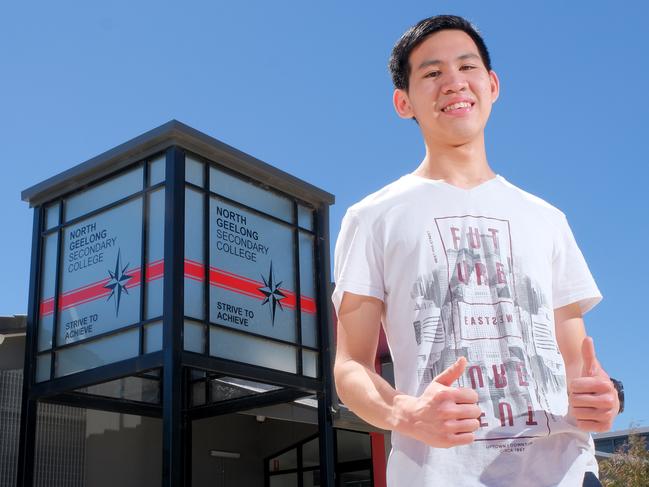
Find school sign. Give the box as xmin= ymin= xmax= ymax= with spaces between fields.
xmin=17 ymin=121 xmax=336 ymax=487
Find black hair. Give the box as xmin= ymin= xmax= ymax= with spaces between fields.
xmin=388 ymin=15 xmax=492 ymax=91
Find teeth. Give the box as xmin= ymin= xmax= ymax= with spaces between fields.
xmin=443 ymin=102 xmax=472 ymax=112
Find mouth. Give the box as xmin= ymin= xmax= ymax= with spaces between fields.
xmin=441 ymin=101 xmax=474 ymax=114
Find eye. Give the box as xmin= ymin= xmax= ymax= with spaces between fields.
xmin=460 ymin=65 xmax=477 ymax=71
xmin=424 ymin=70 xmax=441 ymax=79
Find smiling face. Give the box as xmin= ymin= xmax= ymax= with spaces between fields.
xmin=393 ymin=29 xmax=500 ymax=147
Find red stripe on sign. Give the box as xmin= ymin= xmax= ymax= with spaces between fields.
xmin=184 ymin=259 xmax=316 ymax=314
xmin=40 ymin=260 xmax=165 ymax=316
xmin=40 ymin=298 xmax=55 ymax=317
xmin=147 ymin=259 xmax=165 ymax=280
xmin=58 ymin=277 xmax=111 ymax=311
xmin=197 ymin=262 xmax=317 ymax=315
xmin=60 ymin=277 xmax=106 ymax=298
xmin=40 ymin=259 xmax=317 ymax=316
xmin=60 ymin=268 xmax=141 ymax=311
xmin=184 ymin=259 xmax=203 ymax=282
xmin=300 ymin=296 xmax=317 ymax=314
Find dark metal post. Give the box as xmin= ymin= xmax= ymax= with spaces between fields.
xmin=162 ymin=146 xmax=186 ymax=486
xmin=184 ymin=368 xmax=193 ymax=487
xmin=17 ymin=207 xmax=43 ymax=487
xmin=49 ymin=203 xmax=64 ymax=380
xmin=317 ymin=390 xmax=336 ymax=487
xmin=297 ymin=442 xmax=304 ymax=487
xmin=293 ymin=202 xmax=303 ymax=376
xmin=139 ymin=161 xmax=150 ymax=355
xmin=316 ymin=204 xmax=335 ymax=487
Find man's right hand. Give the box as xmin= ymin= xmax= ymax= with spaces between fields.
xmin=392 ymin=356 xmax=482 ymax=448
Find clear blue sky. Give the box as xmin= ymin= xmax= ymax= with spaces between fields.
xmin=1 ymin=1 xmax=647 ymax=431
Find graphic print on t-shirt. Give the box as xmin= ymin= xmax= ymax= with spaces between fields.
xmin=411 ymin=215 xmax=566 ymax=442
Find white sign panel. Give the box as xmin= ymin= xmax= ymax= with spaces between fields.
xmin=58 ymin=198 xmax=143 ymax=345
xmin=208 ymin=197 xmax=298 ymax=343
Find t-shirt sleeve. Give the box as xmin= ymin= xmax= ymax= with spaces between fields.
xmin=331 ymin=208 xmax=385 ymax=315
xmin=552 ymin=214 xmax=602 ymax=314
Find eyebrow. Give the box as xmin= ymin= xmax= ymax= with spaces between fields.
xmin=416 ymin=53 xmax=481 ymax=70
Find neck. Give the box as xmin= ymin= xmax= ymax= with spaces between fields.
xmin=413 ymin=133 xmax=495 ymax=189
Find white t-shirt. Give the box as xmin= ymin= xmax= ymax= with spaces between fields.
xmin=332 ymin=174 xmax=602 ymax=487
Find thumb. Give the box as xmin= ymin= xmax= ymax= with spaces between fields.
xmin=433 ymin=356 xmax=467 ymax=387
xmin=580 ymin=336 xmax=599 ymax=377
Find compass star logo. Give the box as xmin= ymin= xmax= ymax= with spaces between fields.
xmin=104 ymin=249 xmax=133 ymax=316
xmin=258 ymin=262 xmax=286 ymax=326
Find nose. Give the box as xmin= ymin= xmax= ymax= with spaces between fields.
xmin=441 ymin=72 xmax=468 ymax=95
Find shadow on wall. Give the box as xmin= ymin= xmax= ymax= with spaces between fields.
xmin=85 ymin=411 xmax=162 ymax=487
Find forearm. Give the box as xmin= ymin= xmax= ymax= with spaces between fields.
xmin=334 ymin=357 xmax=408 ymax=432
xmin=555 ymin=304 xmax=587 ymax=385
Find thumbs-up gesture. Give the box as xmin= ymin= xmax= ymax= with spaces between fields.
xmin=568 ymin=337 xmax=619 ymax=432
xmin=392 ymin=356 xmax=482 ymax=448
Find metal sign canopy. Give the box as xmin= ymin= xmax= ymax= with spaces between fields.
xmin=18 ymin=120 xmax=336 ymax=487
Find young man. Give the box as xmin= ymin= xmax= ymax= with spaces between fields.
xmin=332 ymin=15 xmax=620 ymax=486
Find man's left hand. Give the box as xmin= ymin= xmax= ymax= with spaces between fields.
xmin=568 ymin=336 xmax=619 ymax=432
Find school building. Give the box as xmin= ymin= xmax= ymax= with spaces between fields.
xmin=1 ymin=121 xmax=395 ymax=487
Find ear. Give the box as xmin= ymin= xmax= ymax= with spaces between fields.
xmin=393 ymin=88 xmax=415 ymax=119
xmin=489 ymin=70 xmax=500 ymax=103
